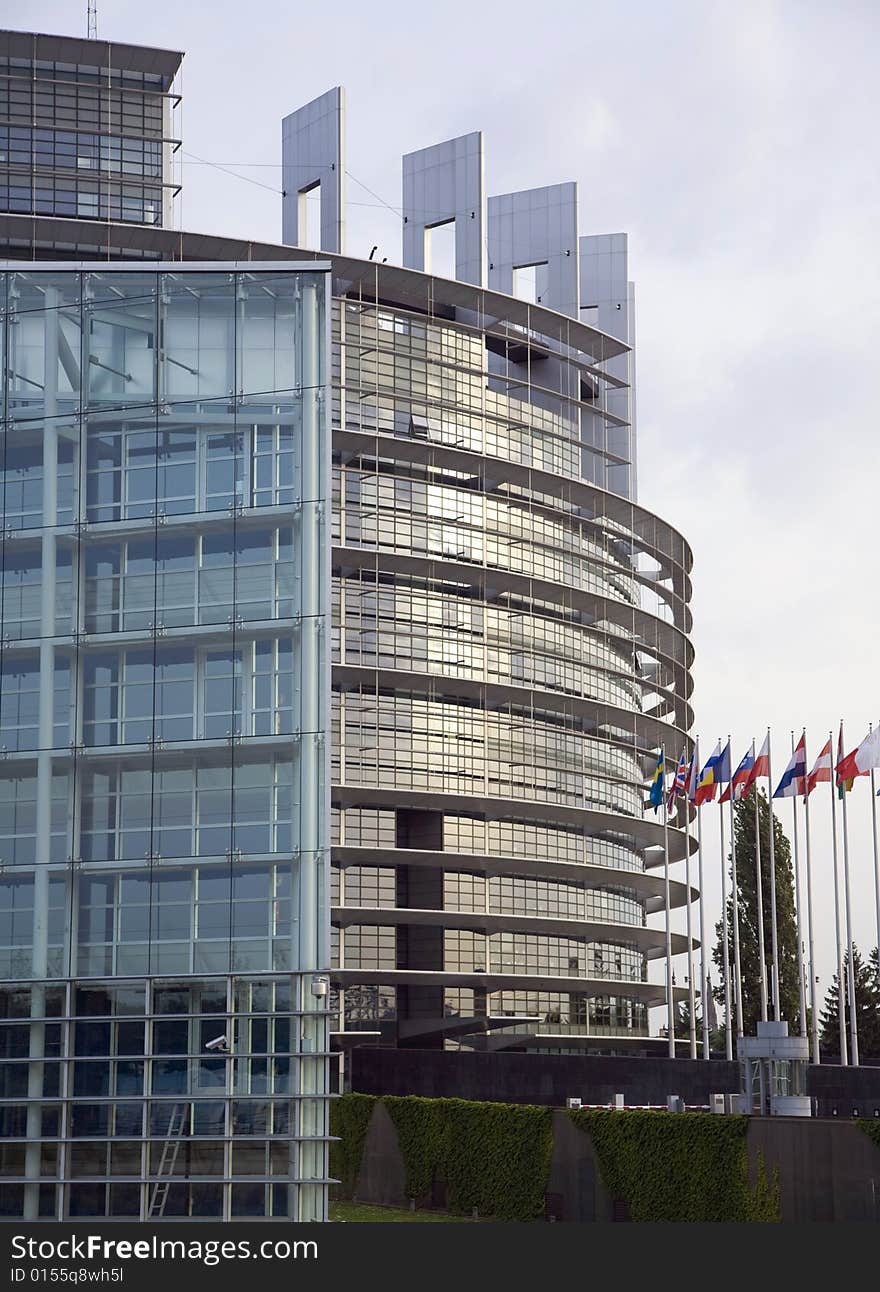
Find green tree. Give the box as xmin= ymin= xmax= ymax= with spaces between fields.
xmin=713 ymin=787 xmax=801 ymax=1035
xmin=819 ymin=945 xmax=880 ymax=1060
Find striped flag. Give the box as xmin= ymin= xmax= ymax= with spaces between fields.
xmin=748 ymin=733 xmax=770 ymax=788
xmin=694 ymin=740 xmax=731 ymax=806
xmin=773 ymin=734 xmax=807 ymax=799
xmin=806 ymin=737 xmax=832 ymax=796
xmin=720 ymin=744 xmax=755 ymax=803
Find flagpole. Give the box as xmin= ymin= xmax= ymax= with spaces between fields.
xmin=684 ymin=769 xmax=697 ymax=1061
xmin=765 ymin=729 xmax=781 ymax=1022
xmin=789 ymin=732 xmax=807 ymax=1040
xmin=839 ymin=723 xmax=859 ymax=1066
xmin=718 ymin=779 xmax=733 ymax=1061
xmin=727 ymin=738 xmax=744 ymax=1039
xmin=753 ymin=759 xmax=769 ymax=1023
xmin=661 ymin=745 xmax=675 ymax=1060
xmin=803 ymin=734 xmax=820 ymax=1065
xmin=870 ymin=722 xmax=880 ymax=994
xmin=695 ymin=738 xmax=709 ymax=1059
xmin=829 ymin=729 xmax=848 ymax=1065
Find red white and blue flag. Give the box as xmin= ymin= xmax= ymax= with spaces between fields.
xmin=773 ymin=734 xmax=807 ymax=799
xmin=720 ymin=745 xmax=755 ymax=803
xmin=666 ymin=749 xmax=690 ymax=811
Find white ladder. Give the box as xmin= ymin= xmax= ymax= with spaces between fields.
xmin=148 ymin=1103 xmax=188 ymax=1217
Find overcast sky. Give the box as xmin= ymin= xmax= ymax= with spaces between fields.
xmin=12 ymin=0 xmax=880 ymax=1034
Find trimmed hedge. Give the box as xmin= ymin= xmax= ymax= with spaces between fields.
xmin=570 ymin=1109 xmax=780 ymax=1222
xmin=384 ymin=1095 xmax=554 ymax=1221
xmin=329 ymin=1092 xmax=377 ymax=1199
xmin=330 ymin=1095 xmax=781 ymax=1221
xmin=330 ymin=1093 xmax=553 ymax=1219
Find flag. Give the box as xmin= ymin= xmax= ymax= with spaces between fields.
xmin=694 ymin=741 xmax=720 ymax=805
xmin=694 ymin=740 xmax=731 ymax=805
xmin=836 ymin=724 xmax=867 ymax=797
xmin=648 ymin=751 xmax=665 ymax=813
xmin=855 ymin=727 xmax=880 ymax=774
xmin=773 ymin=734 xmax=807 ymax=799
xmin=748 ymin=733 xmax=770 ymax=788
xmin=806 ymin=737 xmax=832 ymax=796
xmin=666 ymin=749 xmax=689 ymax=811
xmin=720 ymin=745 xmax=755 ymax=803
xmin=686 ymin=744 xmax=700 ymax=804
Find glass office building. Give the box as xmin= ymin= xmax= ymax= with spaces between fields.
xmin=0 ymin=263 xmax=332 ymax=1220
xmin=0 ymin=29 xmax=181 ymax=229
xmin=0 ymin=30 xmax=698 ymax=1194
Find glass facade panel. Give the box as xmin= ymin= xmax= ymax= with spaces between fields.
xmin=0 ymin=265 xmax=330 ymax=1221
xmin=0 ymin=44 xmax=180 ymax=228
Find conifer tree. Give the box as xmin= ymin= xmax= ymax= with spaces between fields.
xmin=713 ymin=787 xmax=801 ymax=1034
xmin=819 ymin=946 xmax=880 ymax=1059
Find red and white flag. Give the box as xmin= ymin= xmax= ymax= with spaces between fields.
xmin=836 ymin=724 xmax=868 ymax=795
xmin=855 ymin=727 xmax=880 ymax=774
xmin=806 ymin=737 xmax=832 ymax=796
xmin=745 ymin=733 xmax=770 ymax=790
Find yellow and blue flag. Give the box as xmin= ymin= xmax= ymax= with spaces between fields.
xmin=648 ymin=751 xmax=665 ymax=813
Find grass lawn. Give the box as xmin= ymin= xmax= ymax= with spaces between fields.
xmin=330 ymin=1200 xmax=485 ymax=1222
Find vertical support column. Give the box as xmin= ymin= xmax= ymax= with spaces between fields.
xmin=139 ymin=979 xmax=153 ymax=1221
xmin=395 ymin=809 xmax=445 ymax=1043
xmin=223 ymin=975 xmax=234 ymax=1223
xmin=25 ymin=288 xmax=61 ymax=1219
xmin=291 ymin=273 xmax=330 ymax=1221
xmin=55 ymin=979 xmax=72 ymax=1221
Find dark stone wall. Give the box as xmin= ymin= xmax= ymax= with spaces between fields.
xmin=545 ymin=1110 xmax=614 ymax=1221
xmin=808 ymin=1061 xmax=880 ymax=1118
xmin=352 ymin=1102 xmax=408 ymax=1208
xmin=747 ymin=1118 xmax=880 ymax=1221
xmin=349 ymin=1046 xmax=880 ymax=1117
xmin=349 ymin=1047 xmax=741 ymax=1106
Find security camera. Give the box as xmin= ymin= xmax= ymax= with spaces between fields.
xmin=205 ymin=1035 xmax=228 ymax=1052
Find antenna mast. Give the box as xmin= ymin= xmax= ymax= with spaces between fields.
xmin=87 ymin=3 xmax=97 ymax=40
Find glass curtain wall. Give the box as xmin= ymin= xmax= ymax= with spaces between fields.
xmin=0 ymin=264 xmax=331 ymax=1220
